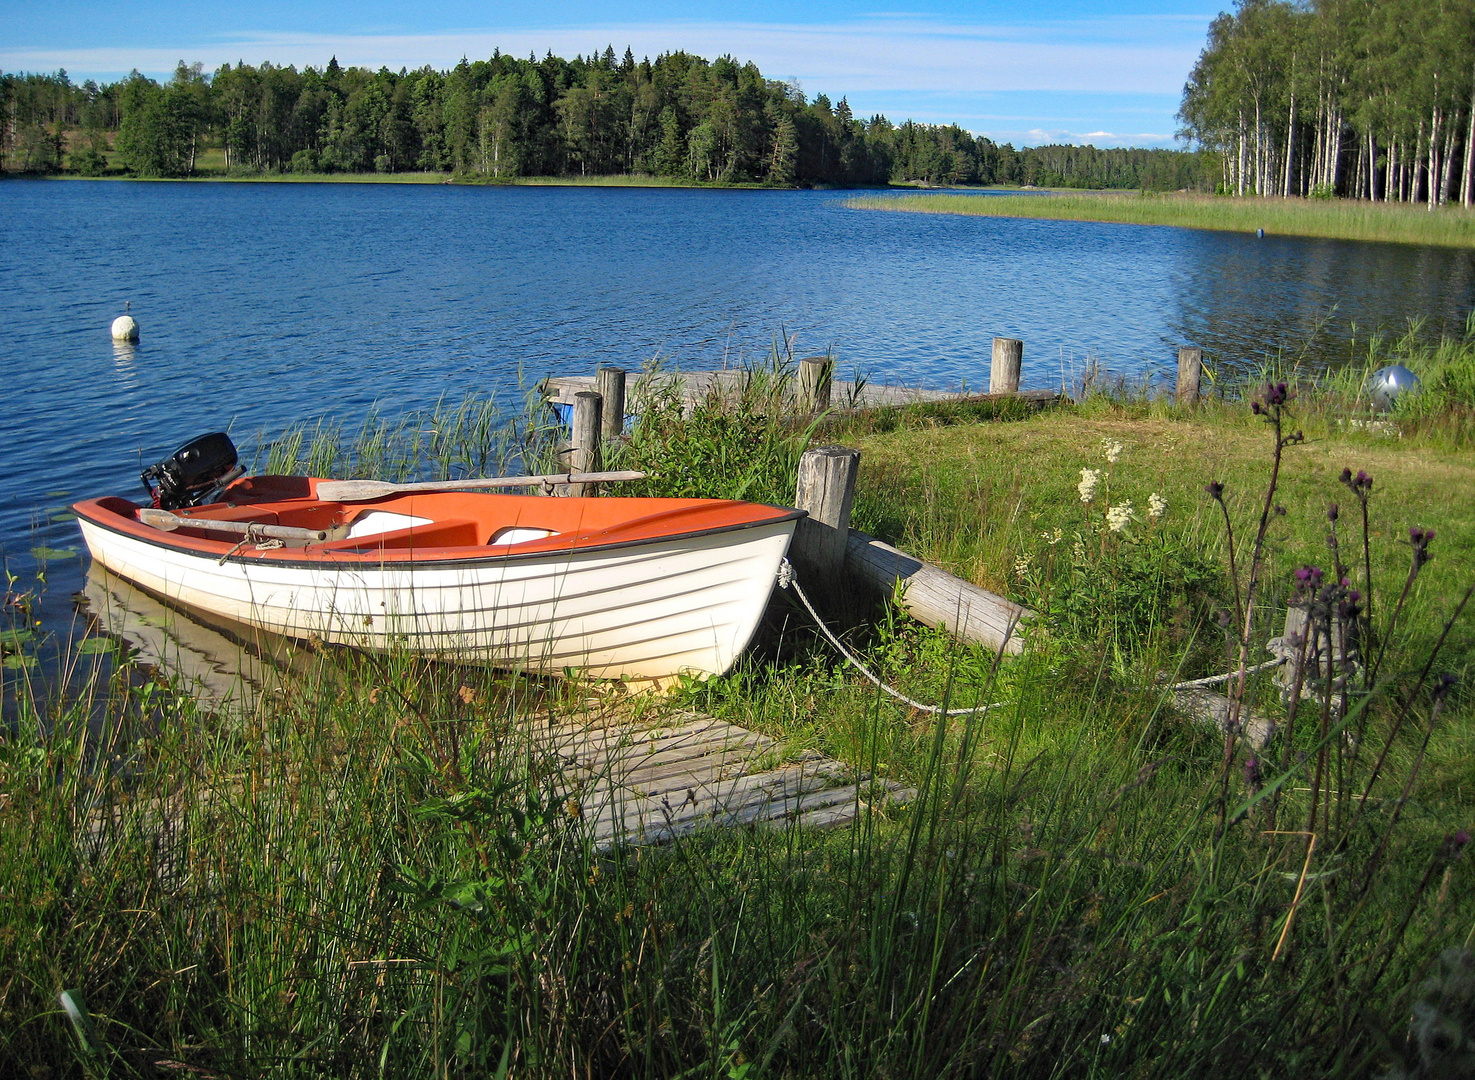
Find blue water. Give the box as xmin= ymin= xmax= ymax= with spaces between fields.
xmin=3 ymin=179 xmax=1475 ymax=643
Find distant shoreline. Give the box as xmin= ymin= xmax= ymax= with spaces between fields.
xmin=845 ymin=190 xmax=1475 ymax=249
xmin=22 ymin=171 xmax=1030 ymax=193
xmin=29 ymin=171 xmax=831 ymax=190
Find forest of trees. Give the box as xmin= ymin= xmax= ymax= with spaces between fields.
xmin=1180 ymin=0 xmax=1475 ymax=204
xmin=0 ymin=49 xmax=1213 ymax=189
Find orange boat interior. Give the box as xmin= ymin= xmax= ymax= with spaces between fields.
xmin=77 ymin=475 xmax=802 ymax=561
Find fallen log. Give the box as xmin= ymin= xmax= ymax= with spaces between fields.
xmin=844 ymin=530 xmax=1029 ymax=656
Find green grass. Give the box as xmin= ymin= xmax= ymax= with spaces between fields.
xmin=847 ymin=191 xmax=1475 ymax=248
xmin=3 ymin=341 xmax=1474 ymax=1077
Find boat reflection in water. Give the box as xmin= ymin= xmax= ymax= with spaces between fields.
xmin=79 ymin=563 xmax=305 ymax=718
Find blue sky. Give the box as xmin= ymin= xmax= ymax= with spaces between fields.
xmin=1 ymin=0 xmax=1220 ymax=148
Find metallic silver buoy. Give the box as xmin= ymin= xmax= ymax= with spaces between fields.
xmin=110 ymin=314 xmax=139 ymax=341
xmin=1366 ymin=364 xmax=1420 ymax=411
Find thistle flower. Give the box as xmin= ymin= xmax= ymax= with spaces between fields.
xmin=1340 ymin=468 xmax=1373 ymax=496
xmin=1205 ymin=480 xmax=1225 ymax=501
xmin=1411 ymin=527 xmax=1436 ymax=569
xmin=1147 ymin=492 xmax=1167 ymax=520
xmin=1078 ymin=468 xmax=1102 ymax=503
xmin=1101 ymin=438 xmax=1124 ymax=465
xmin=1105 ymin=501 xmax=1134 ymax=533
xmin=1243 ymin=755 xmax=1263 ymax=792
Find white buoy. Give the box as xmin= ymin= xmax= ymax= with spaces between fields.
xmin=110 ymin=314 xmax=139 ymax=341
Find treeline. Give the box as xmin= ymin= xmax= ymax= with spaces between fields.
xmin=1 ymin=50 xmax=1214 ymax=189
xmin=1180 ymin=0 xmax=1475 ymax=204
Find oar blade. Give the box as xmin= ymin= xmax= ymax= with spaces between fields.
xmin=137 ymin=508 xmax=181 ymax=531
xmin=313 ymin=479 xmax=400 ymax=502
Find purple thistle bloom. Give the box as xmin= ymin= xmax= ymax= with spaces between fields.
xmin=1205 ymin=481 xmax=1225 ymax=500
xmin=1328 ymin=503 xmax=1339 ymax=522
xmin=1243 ymin=756 xmax=1263 ymax=789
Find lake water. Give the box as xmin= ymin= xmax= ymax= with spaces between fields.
xmin=4 ymin=179 xmax=1475 ymax=652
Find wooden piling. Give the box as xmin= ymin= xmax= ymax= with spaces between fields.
xmin=560 ymin=391 xmax=603 ymax=497
xmin=791 ymin=446 xmax=860 ymax=599
xmin=989 ymin=337 xmax=1023 ymax=395
xmin=1176 ymin=347 xmax=1203 ymax=406
xmin=798 ymin=356 xmax=834 ymax=413
xmin=597 ymin=366 xmax=627 ymax=437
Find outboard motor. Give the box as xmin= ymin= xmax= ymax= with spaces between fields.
xmin=140 ymin=432 xmax=243 ymax=510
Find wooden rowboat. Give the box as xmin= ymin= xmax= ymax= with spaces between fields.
xmin=73 ymin=474 xmax=804 ymax=685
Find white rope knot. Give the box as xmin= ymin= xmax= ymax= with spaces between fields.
xmin=776 ymin=557 xmax=795 ymax=589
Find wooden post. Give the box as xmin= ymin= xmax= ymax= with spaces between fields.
xmin=989 ymin=337 xmax=1023 ymax=395
xmin=1176 ymin=347 xmax=1203 ymax=407
xmin=791 ymin=446 xmax=860 ymax=601
xmin=559 ymin=391 xmax=603 ymax=497
xmin=597 ymin=366 xmax=626 ymax=437
xmin=798 ymin=356 xmax=834 ymax=413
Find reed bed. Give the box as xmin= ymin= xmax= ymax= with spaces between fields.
xmin=847 ymin=191 xmax=1475 ymax=248
xmin=2 ymin=340 xmax=1472 ymax=1078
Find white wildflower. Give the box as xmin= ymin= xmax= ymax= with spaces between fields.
xmin=1040 ymin=527 xmax=1064 ymax=546
xmin=1072 ymin=537 xmax=1087 ymax=562
xmin=1147 ymin=492 xmax=1168 ymax=521
xmin=1102 ymin=438 xmax=1124 ymax=465
xmin=1078 ymin=468 xmax=1102 ymax=503
xmin=1105 ymin=501 xmax=1134 ymax=533
xmin=1013 ymin=552 xmax=1034 ymax=578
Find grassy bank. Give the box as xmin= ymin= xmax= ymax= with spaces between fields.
xmin=847 ymin=190 xmax=1475 ymax=248
xmin=3 ymin=336 xmax=1474 ymax=1077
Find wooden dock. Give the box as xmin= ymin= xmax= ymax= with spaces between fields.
xmin=541 ymin=368 xmax=1058 ymax=415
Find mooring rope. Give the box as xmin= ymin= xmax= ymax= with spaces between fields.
xmin=776 ymin=559 xmax=999 ymax=717
xmin=777 ymin=559 xmax=1286 ymax=706
xmin=1166 ymin=657 xmax=1285 ymax=690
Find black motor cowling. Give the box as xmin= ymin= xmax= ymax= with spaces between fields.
xmin=141 ymin=432 xmax=242 ymax=510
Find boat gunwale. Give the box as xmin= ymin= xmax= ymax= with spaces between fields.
xmin=73 ymin=496 xmax=806 ymax=572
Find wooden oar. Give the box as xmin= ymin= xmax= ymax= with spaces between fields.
xmin=139 ymin=508 xmax=329 ymax=542
xmin=314 ymin=470 xmax=647 ymax=503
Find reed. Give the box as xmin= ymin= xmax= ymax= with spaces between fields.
xmin=2 ymin=346 xmax=1471 ymax=1078
xmin=846 ymin=191 xmax=1475 ymax=248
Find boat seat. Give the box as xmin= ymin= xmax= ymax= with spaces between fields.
xmin=315 ymin=518 xmax=481 ymax=551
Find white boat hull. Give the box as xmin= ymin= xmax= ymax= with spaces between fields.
xmin=77 ymin=515 xmax=797 ymax=683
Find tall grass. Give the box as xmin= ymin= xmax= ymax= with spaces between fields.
xmin=3 ymin=354 xmax=1472 ymax=1077
xmin=254 ymin=390 xmax=562 ymax=482
xmin=847 ymin=191 xmax=1475 ymax=248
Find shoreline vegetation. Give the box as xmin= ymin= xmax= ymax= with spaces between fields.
xmin=1 ymin=55 xmax=1209 ymax=190
xmin=39 ymin=169 xmax=838 ymax=189
xmin=3 ymin=326 xmax=1473 ymax=1076
xmin=847 ymin=190 xmax=1475 ymax=248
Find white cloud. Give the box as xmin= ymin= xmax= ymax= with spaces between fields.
xmin=0 ymin=16 xmax=1198 ymax=96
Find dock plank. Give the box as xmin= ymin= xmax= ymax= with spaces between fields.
xmin=543 ymin=709 xmax=910 ymax=847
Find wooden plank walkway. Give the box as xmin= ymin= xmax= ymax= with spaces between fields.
xmin=537 ymin=709 xmax=912 ymax=846
xmin=542 ymin=369 xmax=1058 ymax=414
xmin=81 ymin=570 xmax=912 ymax=847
